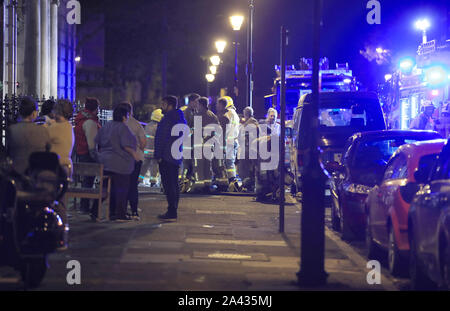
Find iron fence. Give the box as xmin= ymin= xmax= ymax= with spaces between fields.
xmin=1 ymin=95 xmax=113 ymax=151
xmin=0 ymin=95 xmax=52 ymax=149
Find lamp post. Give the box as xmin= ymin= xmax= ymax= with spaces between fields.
xmin=230 ymin=15 xmax=244 ymax=104
xmin=247 ymin=0 xmax=254 ymax=109
xmin=415 ymin=19 xmax=430 ymax=44
xmin=297 ymin=0 xmax=328 ymax=287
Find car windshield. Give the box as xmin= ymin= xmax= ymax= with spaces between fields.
xmin=316 ymin=98 xmax=385 ymax=132
xmin=350 ymin=138 xmax=421 ymax=186
xmin=319 ymin=108 xmax=365 ymax=127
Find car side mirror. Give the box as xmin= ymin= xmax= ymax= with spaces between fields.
xmin=400 ymin=182 xmax=420 ymax=204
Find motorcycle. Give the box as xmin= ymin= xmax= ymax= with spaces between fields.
xmin=0 ymin=151 xmax=69 ymax=289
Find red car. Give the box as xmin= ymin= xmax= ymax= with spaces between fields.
xmin=330 ymin=130 xmax=442 ymax=240
xmin=365 ymin=139 xmax=446 ymax=276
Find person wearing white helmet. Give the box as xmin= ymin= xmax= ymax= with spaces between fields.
xmin=139 ymin=108 xmax=164 ymax=187
xmin=216 ymin=96 xmax=242 ymax=191
xmin=410 ymin=100 xmax=435 ymax=130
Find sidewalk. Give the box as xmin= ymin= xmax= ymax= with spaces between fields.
xmin=1 ymin=190 xmax=400 ymax=291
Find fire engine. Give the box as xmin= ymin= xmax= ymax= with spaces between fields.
xmin=264 ymin=57 xmax=358 ymax=120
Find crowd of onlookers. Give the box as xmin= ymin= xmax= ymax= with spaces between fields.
xmin=5 ymin=96 xmax=150 ymax=223
xmin=3 ymin=94 xmax=283 ymax=224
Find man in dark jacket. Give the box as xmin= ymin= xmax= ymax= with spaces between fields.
xmin=155 ymin=95 xmax=187 ymax=221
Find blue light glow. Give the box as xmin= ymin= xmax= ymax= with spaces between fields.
xmin=424 ymin=65 xmax=448 ymax=87
xmin=399 ymin=58 xmax=415 ymax=72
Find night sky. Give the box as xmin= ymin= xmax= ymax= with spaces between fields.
xmin=80 ymin=0 xmax=449 ymax=117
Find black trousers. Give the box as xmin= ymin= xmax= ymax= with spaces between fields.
xmin=127 ymin=161 xmax=142 ymax=214
xmin=105 ymin=171 xmax=130 ymax=219
xmin=78 ymin=154 xmax=99 ymax=213
xmin=159 ymin=160 xmax=180 ymax=216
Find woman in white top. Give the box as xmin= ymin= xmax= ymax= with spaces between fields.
xmin=47 ymin=99 xmax=75 ymax=178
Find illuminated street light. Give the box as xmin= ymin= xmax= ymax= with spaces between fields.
xmin=376 ymin=47 xmax=383 ymax=54
xmin=215 ymin=40 xmax=227 ymax=54
xmin=75 ymin=56 xmax=81 ymax=63
xmin=229 ymin=15 xmax=244 ymax=31
xmin=230 ymin=15 xmax=244 ymax=104
xmin=209 ymin=65 xmax=217 ymax=75
xmin=415 ymin=18 xmax=430 ymax=44
xmin=384 ymin=74 xmax=392 ymax=81
xmin=205 ymin=74 xmax=215 ymax=83
xmin=210 ymin=55 xmax=221 ymax=66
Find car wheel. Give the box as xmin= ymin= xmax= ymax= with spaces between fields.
xmin=331 ymin=202 xmax=340 ymax=232
xmin=388 ymin=223 xmax=408 ymax=277
xmin=20 ymin=256 xmax=48 ymax=289
xmin=409 ymin=229 xmax=436 ymax=290
xmin=366 ymin=215 xmax=383 ymax=260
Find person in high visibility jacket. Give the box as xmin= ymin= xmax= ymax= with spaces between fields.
xmin=140 ymin=108 xmax=163 ymax=186
xmin=216 ymin=96 xmax=242 ymax=191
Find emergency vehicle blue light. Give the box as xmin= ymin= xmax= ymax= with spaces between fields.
xmin=399 ymin=58 xmax=415 ymax=72
xmin=424 ymin=65 xmax=448 ymax=87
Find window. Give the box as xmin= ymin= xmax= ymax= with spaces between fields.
xmin=390 ymin=154 xmax=408 ymax=180
xmin=417 ymin=154 xmax=439 ymax=181
xmin=429 ymin=154 xmax=450 ymax=181
xmin=383 ymin=154 xmax=407 ymax=181
xmin=318 ymin=108 xmax=367 ymax=127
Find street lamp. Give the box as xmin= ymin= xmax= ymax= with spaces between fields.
xmin=230 ymin=15 xmax=244 ymax=104
xmin=205 ymin=74 xmax=215 ymax=83
xmin=210 ymin=55 xmax=221 ymax=66
xmin=209 ymin=65 xmax=217 ymax=75
xmin=415 ymin=18 xmax=430 ymax=44
xmin=229 ymin=15 xmax=244 ymax=31
xmin=215 ymin=40 xmax=227 ymax=54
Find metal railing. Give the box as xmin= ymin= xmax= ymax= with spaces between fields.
xmin=0 ymin=95 xmax=115 ymax=151
xmin=0 ymin=95 xmax=53 ymax=148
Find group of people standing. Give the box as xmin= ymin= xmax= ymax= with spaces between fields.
xmin=74 ymin=98 xmax=148 ymax=222
xmin=4 ymin=93 xmax=283 ymax=224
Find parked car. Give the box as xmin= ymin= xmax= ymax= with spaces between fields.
xmin=290 ymin=91 xmax=386 ymax=198
xmin=330 ymin=130 xmax=442 ymax=240
xmin=365 ymin=139 xmax=446 ymax=277
xmin=404 ymin=141 xmax=450 ymax=290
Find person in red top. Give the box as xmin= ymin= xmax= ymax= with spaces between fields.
xmin=74 ymin=97 xmax=101 ymax=214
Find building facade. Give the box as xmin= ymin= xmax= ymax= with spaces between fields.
xmin=1 ymin=0 xmax=76 ymax=100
